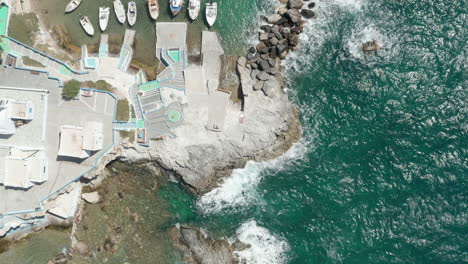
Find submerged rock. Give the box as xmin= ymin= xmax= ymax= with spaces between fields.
xmin=362 ymin=40 xmax=380 ymax=52
xmin=288 ymin=0 xmax=304 ymax=9
xmin=301 ymin=9 xmax=315 ymax=18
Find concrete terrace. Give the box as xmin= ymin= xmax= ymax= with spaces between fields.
xmin=0 ymin=68 xmax=115 ymax=215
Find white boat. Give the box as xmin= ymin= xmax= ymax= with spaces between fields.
xmin=188 ymin=0 xmax=200 ymax=20
xmin=170 ymin=0 xmax=184 ymax=16
xmin=80 ymin=16 xmax=94 ymax=36
xmin=113 ymin=0 xmax=126 ymax=24
xmin=65 ymin=0 xmax=82 ymax=13
xmin=127 ymin=1 xmax=137 ymax=26
xmin=206 ymin=1 xmax=217 ymax=27
xmin=99 ymin=7 xmax=110 ymax=32
xmin=147 ymin=0 xmax=159 ymax=20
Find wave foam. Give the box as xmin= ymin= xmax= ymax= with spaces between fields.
xmin=234 ymin=220 xmax=290 ymax=264
xmin=198 ymin=141 xmax=308 ymax=214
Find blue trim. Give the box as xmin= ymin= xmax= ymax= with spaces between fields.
xmin=1 ymin=35 xmax=88 ymax=75
xmin=0 ymin=89 xmax=118 ymax=222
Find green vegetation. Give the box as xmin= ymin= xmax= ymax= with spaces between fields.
xmin=81 ymin=80 xmax=115 ymax=92
xmin=119 ymin=130 xmax=135 ymax=143
xmin=8 ymin=13 xmax=39 ymax=46
xmin=131 ymin=106 xmax=136 ymax=118
xmin=22 ymin=56 xmax=46 ymax=68
xmin=116 ymin=99 xmax=130 ymax=121
xmin=62 ymin=79 xmax=81 ymax=99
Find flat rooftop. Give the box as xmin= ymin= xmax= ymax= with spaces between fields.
xmin=156 ymin=22 xmax=187 ymax=50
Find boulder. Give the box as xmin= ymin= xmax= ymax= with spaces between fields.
xmin=262 ymin=77 xmax=281 ymax=97
xmin=253 ymin=81 xmax=265 ymax=91
xmin=269 ymin=37 xmax=279 ymax=46
xmin=268 ymin=58 xmax=276 ymax=67
xmin=362 ymin=40 xmax=380 ymax=52
xmin=276 ymin=17 xmax=289 ymax=25
xmin=272 ymin=25 xmax=280 ymax=33
xmin=82 ymin=192 xmax=100 ymax=204
xmin=301 ymin=9 xmax=315 ymax=18
xmin=278 ymin=7 xmax=288 ymax=15
xmin=250 ymin=69 xmax=260 ymax=80
xmin=289 ymin=34 xmax=300 ymax=46
xmin=249 ymin=47 xmax=256 ymax=54
xmin=259 ymin=60 xmax=271 ymax=71
xmin=259 ymin=32 xmax=269 ymax=41
xmin=287 ymin=0 xmax=304 ymax=9
xmin=256 ymin=41 xmax=267 ymax=52
xmin=251 ymin=62 xmax=258 ymax=69
xmin=274 ymin=32 xmax=283 ymax=40
xmin=270 ymin=47 xmax=278 ymax=59
xmin=286 ymin=9 xmax=302 ymax=24
xmin=260 ymin=25 xmax=272 ymax=32
xmin=308 ymin=2 xmax=316 ymax=8
xmin=260 ymin=46 xmax=270 ymax=54
xmin=246 ymin=52 xmax=255 ymax=61
xmin=266 ymin=14 xmax=282 ymax=24
xmin=75 ymin=241 xmax=90 ymax=256
xmin=277 ymin=44 xmax=288 ymax=54
xmin=257 ymin=71 xmax=270 ymax=81
xmin=280 ymin=49 xmax=289 ymax=59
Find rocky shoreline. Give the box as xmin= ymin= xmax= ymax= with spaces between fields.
xmin=1 ymin=0 xmax=313 ymax=263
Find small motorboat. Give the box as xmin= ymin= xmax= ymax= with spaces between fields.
xmin=113 ymin=0 xmax=126 ymax=24
xmin=147 ymin=0 xmax=159 ymax=20
xmin=128 ymin=1 xmax=137 ymax=26
xmin=169 ymin=0 xmax=184 ymax=16
xmin=206 ymin=1 xmax=217 ymax=27
xmin=188 ymin=0 xmax=200 ymax=20
xmin=65 ymin=0 xmax=82 ymax=13
xmin=80 ymin=16 xmax=94 ymax=36
xmin=99 ymin=7 xmax=110 ymax=32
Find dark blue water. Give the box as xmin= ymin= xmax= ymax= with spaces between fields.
xmin=162 ymin=0 xmax=468 ymax=263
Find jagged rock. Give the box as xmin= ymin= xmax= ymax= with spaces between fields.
xmin=81 ymin=192 xmax=100 ymax=204
xmin=263 ymin=77 xmax=281 ymax=97
xmin=301 ymin=9 xmax=315 ymax=18
xmin=289 ymin=34 xmax=300 ymax=46
xmin=257 ymin=71 xmax=270 ymax=81
xmin=286 ymin=9 xmax=302 ymax=24
xmin=256 ymin=41 xmax=267 ymax=52
xmin=288 ymin=0 xmax=304 ymax=9
xmin=169 ymin=225 xmax=242 ymax=264
xmin=260 ymin=25 xmax=272 ymax=32
xmin=237 ymin=56 xmax=256 ymax=96
xmin=267 ymin=14 xmax=282 ymax=24
xmin=259 ymin=60 xmax=271 ymax=71
xmin=259 ymin=32 xmax=269 ymax=41
xmin=253 ymin=81 xmax=265 ymax=90
xmin=75 ymin=241 xmax=90 ymax=256
xmin=250 ymin=69 xmax=259 ymax=80
xmin=269 ymin=37 xmax=279 ymax=46
xmin=277 ymin=44 xmax=288 ymax=54
xmin=362 ymin=40 xmax=380 ymax=52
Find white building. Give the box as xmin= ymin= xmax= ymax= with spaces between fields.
xmin=58 ymin=122 xmax=104 ymax=159
xmin=0 ymin=148 xmax=48 ymax=189
xmin=0 ymin=98 xmax=35 ymax=135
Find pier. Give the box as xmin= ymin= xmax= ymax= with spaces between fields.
xmin=118 ymin=29 xmax=136 ymax=72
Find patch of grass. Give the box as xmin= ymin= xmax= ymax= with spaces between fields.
xmin=22 ymin=56 xmax=46 ymax=68
xmin=62 ymin=79 xmax=81 ymax=99
xmin=8 ymin=13 xmax=39 ymax=46
xmin=131 ymin=106 xmax=136 ymax=118
xmin=119 ymin=130 xmax=135 ymax=142
xmin=116 ymin=99 xmax=130 ymax=121
xmin=81 ymin=80 xmax=114 ymax=93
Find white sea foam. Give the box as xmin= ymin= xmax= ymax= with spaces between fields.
xmin=198 ymin=141 xmax=308 ymax=213
xmin=234 ymin=220 xmax=290 ymax=264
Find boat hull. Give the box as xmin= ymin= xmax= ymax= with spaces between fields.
xmin=99 ymin=7 xmax=110 ymax=32
xmin=65 ymin=0 xmax=82 ymax=13
xmin=188 ymin=0 xmax=200 ymax=20
xmin=80 ymin=17 xmax=95 ymax=36
xmin=148 ymin=0 xmax=159 ymax=20
xmin=170 ymin=0 xmax=184 ymax=16
xmin=128 ymin=2 xmax=137 ymax=26
xmin=113 ymin=0 xmax=126 ymax=24
xmin=206 ymin=2 xmax=217 ymax=27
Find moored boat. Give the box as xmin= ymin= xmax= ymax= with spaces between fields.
xmin=169 ymin=0 xmax=184 ymax=16
xmin=147 ymin=0 xmax=159 ymax=20
xmin=65 ymin=0 xmax=82 ymax=13
xmin=188 ymin=0 xmax=200 ymax=20
xmin=113 ymin=0 xmax=126 ymax=24
xmin=128 ymin=1 xmax=137 ymax=26
xmin=80 ymin=16 xmax=95 ymax=36
xmin=99 ymin=7 xmax=110 ymax=32
xmin=206 ymin=1 xmax=217 ymax=27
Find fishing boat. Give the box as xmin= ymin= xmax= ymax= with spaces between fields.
xmin=206 ymin=1 xmax=217 ymax=27
xmin=113 ymin=0 xmax=126 ymax=24
xmin=147 ymin=0 xmax=159 ymax=20
xmin=127 ymin=1 xmax=137 ymax=26
xmin=99 ymin=7 xmax=110 ymax=32
xmin=169 ymin=0 xmax=184 ymax=16
xmin=65 ymin=0 xmax=82 ymax=13
xmin=188 ymin=0 xmax=200 ymax=20
xmin=80 ymin=16 xmax=94 ymax=36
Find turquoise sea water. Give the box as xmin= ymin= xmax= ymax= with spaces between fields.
xmin=161 ymin=0 xmax=468 ymax=263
